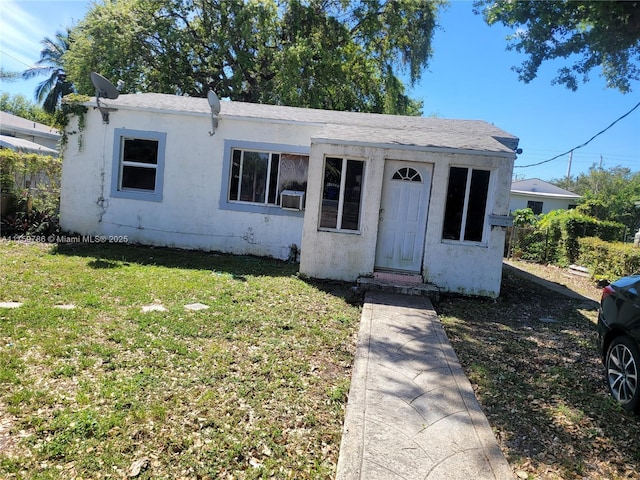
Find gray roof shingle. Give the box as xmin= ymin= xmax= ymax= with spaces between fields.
xmin=0 ymin=111 xmax=60 ymax=140
xmin=511 ymin=178 xmax=580 ymax=198
xmin=91 ymin=93 xmax=519 ymax=155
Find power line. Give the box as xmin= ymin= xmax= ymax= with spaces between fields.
xmin=515 ymin=100 xmax=640 ymax=168
xmin=0 ymin=50 xmax=34 ymax=69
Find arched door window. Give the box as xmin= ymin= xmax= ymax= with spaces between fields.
xmin=392 ymin=167 xmax=422 ymax=182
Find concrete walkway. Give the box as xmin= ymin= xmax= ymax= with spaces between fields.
xmin=336 ymin=292 xmax=514 ymax=480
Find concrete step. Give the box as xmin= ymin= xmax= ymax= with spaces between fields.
xmin=357 ymin=273 xmax=439 ymax=301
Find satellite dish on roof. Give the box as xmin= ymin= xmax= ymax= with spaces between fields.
xmin=207 ymin=90 xmax=221 ymax=115
xmin=90 ymin=72 xmax=119 ymax=123
xmin=207 ymin=89 xmax=221 ymax=135
xmin=90 ymin=72 xmax=120 ymax=100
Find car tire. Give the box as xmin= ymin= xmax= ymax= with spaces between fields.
xmin=606 ymin=335 xmax=640 ymax=413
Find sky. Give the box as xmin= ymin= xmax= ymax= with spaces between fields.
xmin=1 ymin=0 xmax=639 ymax=182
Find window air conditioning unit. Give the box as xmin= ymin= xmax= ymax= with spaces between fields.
xmin=280 ymin=190 xmax=305 ymax=211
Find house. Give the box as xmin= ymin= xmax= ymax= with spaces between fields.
xmin=509 ymin=178 xmax=581 ymax=215
xmin=0 ymin=111 xmax=60 ymax=156
xmin=60 ymin=93 xmax=519 ymax=297
xmin=0 ymin=112 xmax=61 ymax=215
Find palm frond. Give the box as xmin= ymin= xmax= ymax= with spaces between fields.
xmin=22 ymin=65 xmax=53 ymax=80
xmin=42 ymin=77 xmax=75 ymax=113
xmin=34 ymin=72 xmax=61 ymax=103
xmin=20 ymin=28 xmax=71 ymax=107
xmin=42 ymin=88 xmax=59 ymax=114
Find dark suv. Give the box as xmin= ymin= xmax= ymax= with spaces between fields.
xmin=598 ymin=275 xmax=640 ymax=413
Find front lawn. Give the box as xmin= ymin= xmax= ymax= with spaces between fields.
xmin=0 ymin=240 xmax=361 ymax=479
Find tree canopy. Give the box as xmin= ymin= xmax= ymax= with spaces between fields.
xmin=475 ymin=0 xmax=640 ymax=93
xmin=554 ymin=165 xmax=640 ymax=232
xmin=64 ymin=0 xmax=446 ymax=115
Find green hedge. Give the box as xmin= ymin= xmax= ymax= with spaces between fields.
xmin=563 ymin=216 xmax=626 ymax=264
xmin=578 ymin=237 xmax=640 ymax=280
xmin=536 ymin=210 xmax=626 ymax=266
xmin=0 ymin=150 xmax=61 ymax=190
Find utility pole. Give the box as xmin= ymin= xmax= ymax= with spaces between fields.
xmin=566 ymin=151 xmax=573 ymax=183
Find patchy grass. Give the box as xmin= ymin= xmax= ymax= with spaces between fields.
xmin=0 ymin=240 xmax=361 ymax=479
xmin=438 ymin=262 xmax=640 ymax=480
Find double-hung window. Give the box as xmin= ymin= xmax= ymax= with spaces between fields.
xmin=228 ymin=149 xmax=308 ymax=206
xmin=319 ymin=156 xmax=364 ymax=232
xmin=442 ymin=166 xmax=491 ymax=242
xmin=111 ymin=128 xmax=166 ymax=202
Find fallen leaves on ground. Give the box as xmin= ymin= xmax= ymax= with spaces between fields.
xmin=439 ymin=262 xmax=640 ymax=480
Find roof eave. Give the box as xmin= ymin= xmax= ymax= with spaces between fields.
xmin=311 ymin=137 xmax=518 ymax=158
xmin=510 ymin=190 xmax=581 ymax=199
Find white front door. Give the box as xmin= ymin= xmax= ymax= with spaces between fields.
xmin=374 ymin=161 xmax=432 ymax=273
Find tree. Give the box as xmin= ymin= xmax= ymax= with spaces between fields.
xmin=1 ymin=68 xmax=20 ymax=82
xmin=512 ymin=207 xmax=537 ymax=227
xmin=64 ymin=0 xmax=445 ymax=114
xmin=22 ymin=28 xmax=75 ymax=113
xmin=553 ymin=165 xmax=640 ymax=232
xmin=474 ymin=0 xmax=640 ymax=93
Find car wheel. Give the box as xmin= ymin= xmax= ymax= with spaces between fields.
xmin=606 ymin=335 xmax=640 ymax=412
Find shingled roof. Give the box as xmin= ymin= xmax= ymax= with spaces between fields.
xmin=0 ymin=112 xmax=60 ymax=140
xmin=89 ymin=93 xmax=519 ymax=156
xmin=0 ymin=112 xmax=60 ymax=155
xmin=511 ymin=178 xmax=581 ymax=198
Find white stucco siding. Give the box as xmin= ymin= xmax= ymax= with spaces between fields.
xmin=300 ymin=143 xmax=385 ymax=281
xmin=60 ymin=113 xmax=111 ymax=235
xmin=421 ymin=153 xmax=513 ymax=297
xmin=509 ymin=194 xmax=577 ymax=214
xmin=423 ymin=233 xmax=506 ymax=297
xmin=61 ymin=107 xmax=313 ymax=259
xmin=300 ymin=143 xmax=513 ymax=296
xmin=301 ymin=144 xmax=514 ymax=295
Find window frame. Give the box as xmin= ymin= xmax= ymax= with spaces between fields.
xmin=441 ymin=166 xmax=493 ymax=245
xmin=319 ymin=156 xmax=365 ymax=234
xmin=110 ymin=128 xmax=166 ymax=202
xmin=220 ymin=140 xmax=309 ymax=215
xmin=229 ymin=149 xmax=277 ymax=205
xmin=527 ymin=200 xmax=544 ymax=215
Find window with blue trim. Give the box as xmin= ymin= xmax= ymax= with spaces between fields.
xmin=228 ymin=148 xmax=308 ymax=206
xmin=111 ymin=129 xmax=166 ymax=202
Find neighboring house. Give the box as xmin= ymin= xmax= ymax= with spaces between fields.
xmin=0 ymin=111 xmax=60 ymax=156
xmin=60 ymin=93 xmax=519 ymax=297
xmin=0 ymin=112 xmax=61 ymax=215
xmin=509 ymin=178 xmax=581 ymax=215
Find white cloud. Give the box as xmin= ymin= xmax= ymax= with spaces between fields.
xmin=0 ymin=0 xmax=49 ymax=69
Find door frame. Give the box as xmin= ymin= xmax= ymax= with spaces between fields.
xmin=374 ymin=159 xmax=432 ymax=273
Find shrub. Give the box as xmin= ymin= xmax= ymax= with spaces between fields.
xmin=578 ymin=237 xmax=640 ymax=280
xmin=0 ymin=150 xmax=61 ymax=238
xmin=0 ymin=150 xmax=61 ymax=213
xmin=1 ymin=207 xmax=60 ymax=238
xmin=537 ymin=210 xmax=625 ymax=265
